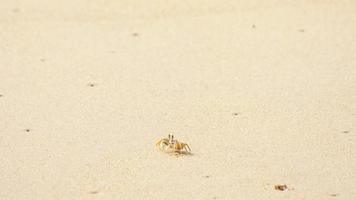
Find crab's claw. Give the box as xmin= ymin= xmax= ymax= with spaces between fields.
xmin=155 ymin=139 xmax=162 ymax=147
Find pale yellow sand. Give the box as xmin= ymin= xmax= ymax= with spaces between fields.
xmin=1 ymin=1 xmax=355 ymax=199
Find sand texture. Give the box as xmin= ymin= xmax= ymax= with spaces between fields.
xmin=1 ymin=0 xmax=356 ymax=199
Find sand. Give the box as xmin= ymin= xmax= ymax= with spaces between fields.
xmin=0 ymin=0 xmax=355 ymax=199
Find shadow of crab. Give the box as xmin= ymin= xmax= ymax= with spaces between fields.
xmin=169 ymin=151 xmax=194 ymax=157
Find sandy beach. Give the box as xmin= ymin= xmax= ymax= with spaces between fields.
xmin=1 ymin=0 xmax=355 ymax=199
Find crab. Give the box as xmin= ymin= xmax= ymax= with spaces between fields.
xmin=156 ymin=134 xmax=191 ymax=154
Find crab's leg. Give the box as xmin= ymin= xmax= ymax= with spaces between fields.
xmin=184 ymin=144 xmax=191 ymax=152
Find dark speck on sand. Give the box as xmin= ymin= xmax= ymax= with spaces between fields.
xmin=89 ymin=190 xmax=99 ymax=194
